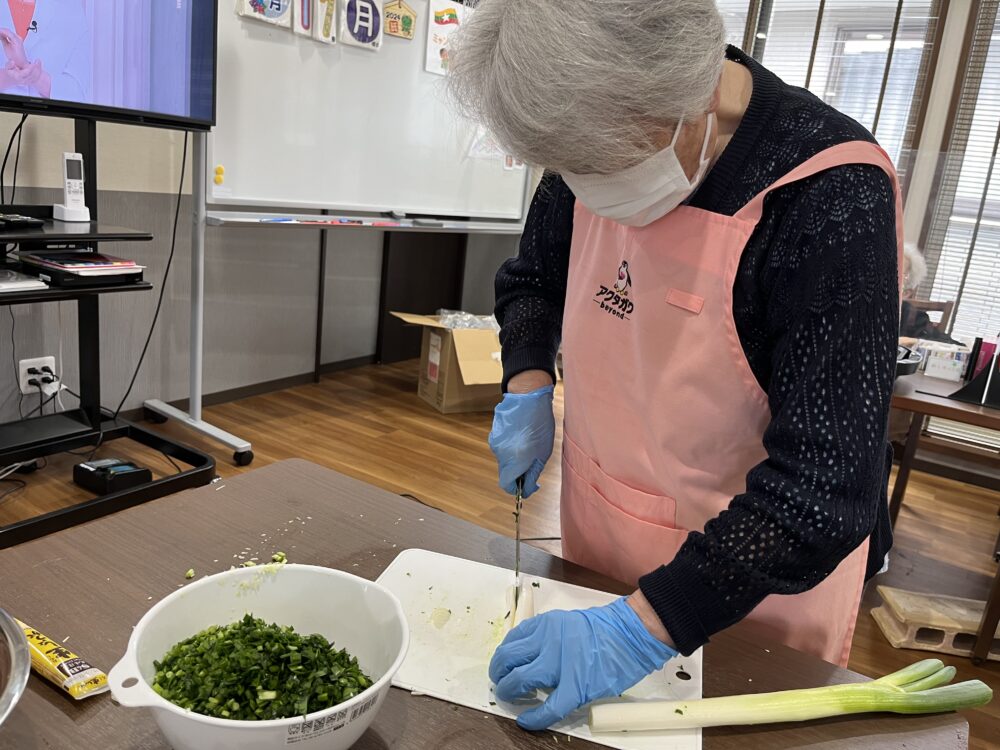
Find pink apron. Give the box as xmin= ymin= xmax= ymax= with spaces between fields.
xmin=560 ymin=141 xmax=903 ymax=667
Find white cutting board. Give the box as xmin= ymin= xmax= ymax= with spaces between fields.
xmin=376 ymin=549 xmax=702 ymax=750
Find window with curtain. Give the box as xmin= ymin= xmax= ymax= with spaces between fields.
xmin=720 ymin=1 xmax=998 ymax=450
xmin=716 ymin=0 xmax=754 ymax=47
xmin=918 ymin=1 xmax=1000 ymax=449
xmin=922 ymin=2 xmax=1000 ymax=340
xmin=723 ymin=0 xmax=943 ymax=181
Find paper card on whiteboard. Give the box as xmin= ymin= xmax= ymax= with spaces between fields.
xmin=340 ymin=0 xmax=383 ymax=50
xmin=425 ymin=0 xmax=466 ymax=76
xmin=314 ymin=0 xmax=337 ymax=43
xmin=236 ymin=0 xmax=292 ymax=27
xmin=384 ymin=0 xmax=416 ymax=40
xmin=292 ymin=0 xmax=313 ymax=35
xmin=503 ymin=155 xmax=525 ymax=171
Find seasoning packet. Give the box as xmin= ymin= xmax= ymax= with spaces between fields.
xmin=15 ymin=619 xmax=109 ymax=700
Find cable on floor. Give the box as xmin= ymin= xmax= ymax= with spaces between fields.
xmin=0 ymin=478 xmax=25 ymax=505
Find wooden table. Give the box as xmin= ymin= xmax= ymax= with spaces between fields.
xmin=890 ymin=374 xmax=1000 ymax=522
xmin=890 ymin=373 xmax=1000 ymax=664
xmin=0 ymin=460 xmax=971 ymax=749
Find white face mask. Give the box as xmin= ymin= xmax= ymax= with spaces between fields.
xmin=562 ymin=113 xmax=716 ymax=227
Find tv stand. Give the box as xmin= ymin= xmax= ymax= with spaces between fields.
xmin=0 ymin=118 xmax=215 ymax=548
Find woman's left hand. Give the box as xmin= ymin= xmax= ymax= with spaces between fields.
xmin=7 ymin=58 xmax=40 ymax=84
xmin=490 ymin=597 xmax=678 ymax=730
xmin=5 ymin=57 xmax=49 ymax=97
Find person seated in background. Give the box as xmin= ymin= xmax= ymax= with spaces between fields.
xmin=891 ymin=244 xmax=962 ymax=443
xmin=899 ymin=244 xmax=961 ymax=345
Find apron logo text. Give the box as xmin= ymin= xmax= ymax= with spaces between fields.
xmin=593 ymin=260 xmax=634 ymax=320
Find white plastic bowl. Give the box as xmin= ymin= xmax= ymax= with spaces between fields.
xmin=109 ymin=564 xmax=408 ymax=750
xmin=0 ymin=607 xmax=29 ymax=728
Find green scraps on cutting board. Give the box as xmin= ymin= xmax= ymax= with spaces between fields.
xmin=152 ymin=614 xmax=372 ymax=720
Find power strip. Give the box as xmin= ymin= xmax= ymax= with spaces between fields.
xmin=18 ymin=356 xmax=55 ymax=394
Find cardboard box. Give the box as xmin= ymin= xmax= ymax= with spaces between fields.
xmin=391 ymin=312 xmax=503 ymax=413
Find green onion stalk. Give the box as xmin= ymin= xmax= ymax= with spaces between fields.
xmin=589 ymin=659 xmax=993 ymax=733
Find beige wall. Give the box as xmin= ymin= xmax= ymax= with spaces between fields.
xmin=0 ymin=112 xmax=190 ymax=194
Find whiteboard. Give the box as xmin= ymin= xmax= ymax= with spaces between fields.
xmin=208 ymin=1 xmax=529 ymax=220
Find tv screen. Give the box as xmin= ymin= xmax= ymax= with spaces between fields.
xmin=0 ymin=0 xmax=216 ymax=129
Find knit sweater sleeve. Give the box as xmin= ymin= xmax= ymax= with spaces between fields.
xmin=494 ymin=173 xmax=575 ymax=389
xmin=639 ymin=164 xmax=900 ymax=655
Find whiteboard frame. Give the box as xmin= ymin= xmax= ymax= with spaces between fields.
xmin=205 ymin=128 xmax=532 ymax=223
xmin=206 ymin=209 xmax=528 ymax=234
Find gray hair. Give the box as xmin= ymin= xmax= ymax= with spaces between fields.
xmin=448 ymin=0 xmax=727 ymax=174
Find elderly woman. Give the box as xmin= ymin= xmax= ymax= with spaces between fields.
xmin=449 ymin=0 xmax=903 ymax=731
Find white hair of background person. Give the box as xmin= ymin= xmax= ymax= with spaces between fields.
xmin=448 ymin=0 xmax=727 ymax=175
xmin=902 ymin=242 xmax=927 ymax=295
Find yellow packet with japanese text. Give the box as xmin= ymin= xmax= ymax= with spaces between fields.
xmin=15 ymin=619 xmax=108 ymax=700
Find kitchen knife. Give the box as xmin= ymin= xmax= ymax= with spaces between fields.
xmin=513 ymin=476 xmax=524 ymax=615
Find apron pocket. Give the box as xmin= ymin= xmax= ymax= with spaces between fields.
xmin=561 ymin=434 xmax=688 ymax=586
xmin=561 ymin=456 xmax=689 ymax=587
xmin=562 ymin=433 xmax=678 ymax=528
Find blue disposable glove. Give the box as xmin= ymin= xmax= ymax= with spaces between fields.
xmin=488 ymin=385 xmax=555 ymax=498
xmin=489 ymin=597 xmax=678 ymax=731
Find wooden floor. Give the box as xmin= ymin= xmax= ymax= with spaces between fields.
xmin=4 ymin=360 xmax=999 ymax=747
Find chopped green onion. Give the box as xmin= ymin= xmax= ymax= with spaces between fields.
xmin=590 ymin=660 xmax=993 ymax=733
xmin=184 ymin=569 xmax=195 ymax=580
xmin=152 ymin=614 xmax=373 ymax=721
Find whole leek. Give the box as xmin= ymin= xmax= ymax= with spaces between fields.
xmin=589 ymin=659 xmax=993 ymax=733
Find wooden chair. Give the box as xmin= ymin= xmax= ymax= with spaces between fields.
xmin=902 ymin=299 xmax=956 ymax=334
xmin=892 ymin=299 xmax=956 ymax=442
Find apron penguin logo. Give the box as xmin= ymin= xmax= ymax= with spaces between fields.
xmin=613 ymin=260 xmax=632 ymax=293
xmin=593 ymin=260 xmax=635 ymax=320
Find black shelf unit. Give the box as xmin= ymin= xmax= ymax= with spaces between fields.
xmin=0 ymin=119 xmax=215 ymax=549
xmin=0 ymin=280 xmax=153 ymax=305
xmin=0 ymin=219 xmax=153 ymax=245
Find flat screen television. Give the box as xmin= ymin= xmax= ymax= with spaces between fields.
xmin=0 ymin=0 xmax=217 ymax=130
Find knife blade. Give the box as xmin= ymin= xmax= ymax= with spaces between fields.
xmin=513 ymin=476 xmax=524 ymax=616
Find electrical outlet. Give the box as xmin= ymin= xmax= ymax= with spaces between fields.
xmin=18 ymin=356 xmax=56 ymax=394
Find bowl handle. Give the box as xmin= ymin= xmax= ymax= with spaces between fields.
xmin=108 ymin=654 xmax=159 ymax=709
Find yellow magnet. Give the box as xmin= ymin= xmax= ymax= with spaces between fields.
xmin=214 ymin=165 xmax=225 ymax=176
xmin=214 ymin=175 xmax=225 ymax=185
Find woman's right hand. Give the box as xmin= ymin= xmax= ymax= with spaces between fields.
xmin=488 ymin=371 xmax=555 ymax=498
xmin=0 ymin=29 xmax=28 ymax=69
